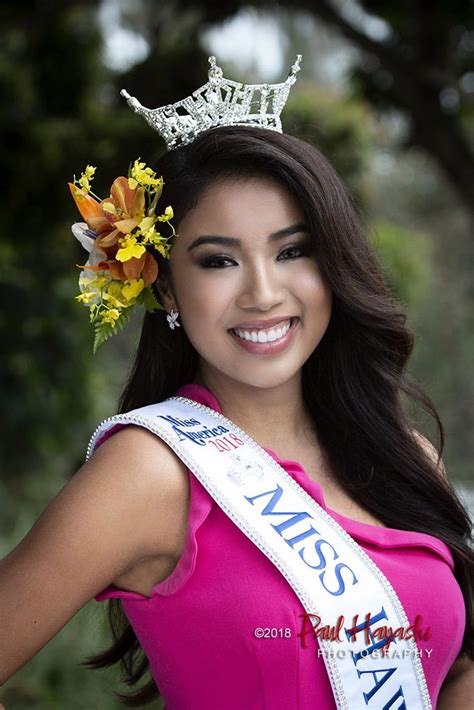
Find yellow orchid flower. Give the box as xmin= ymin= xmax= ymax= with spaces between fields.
xmin=85 ymin=165 xmax=96 ymax=179
xmin=139 ymin=224 xmax=161 ymax=245
xmin=154 ymin=241 xmax=171 ymax=258
xmin=131 ymin=159 xmax=164 ymax=189
xmin=157 ymin=205 xmax=174 ymax=222
xmin=116 ymin=236 xmax=146 ymax=262
xmin=138 ymin=216 xmax=156 ymax=232
xmin=121 ymin=278 xmax=145 ymax=301
xmin=75 ymin=291 xmax=96 ymax=304
xmin=102 ymin=291 xmax=127 ymax=309
xmin=78 ymin=165 xmax=97 ymax=193
xmin=99 ymin=308 xmax=120 ymax=325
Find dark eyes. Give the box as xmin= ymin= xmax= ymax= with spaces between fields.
xmin=199 ymin=244 xmax=312 ymax=269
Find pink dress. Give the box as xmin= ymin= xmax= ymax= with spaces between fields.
xmin=94 ymin=383 xmax=466 ymax=709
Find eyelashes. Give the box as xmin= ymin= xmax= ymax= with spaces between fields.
xmin=198 ymin=244 xmax=312 ymax=269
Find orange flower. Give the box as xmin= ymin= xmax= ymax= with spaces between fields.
xmin=141 ymin=252 xmax=159 ymax=284
xmin=78 ymin=251 xmax=158 ymax=286
xmin=69 ymin=176 xmax=146 ymax=253
xmin=68 ymin=183 xmax=110 ymax=234
xmin=107 ymin=251 xmax=158 ymax=284
xmin=96 ymin=177 xmax=146 ymax=250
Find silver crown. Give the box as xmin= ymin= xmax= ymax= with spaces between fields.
xmin=120 ymin=54 xmax=302 ymax=151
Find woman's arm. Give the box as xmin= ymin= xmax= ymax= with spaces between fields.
xmin=437 ymin=655 xmax=474 ymax=708
xmin=0 ymin=425 xmax=189 ymax=684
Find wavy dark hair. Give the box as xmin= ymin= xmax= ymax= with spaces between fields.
xmin=81 ymin=125 xmax=473 ymax=706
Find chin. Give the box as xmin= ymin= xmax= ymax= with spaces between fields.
xmin=214 ymin=361 xmax=304 ymax=391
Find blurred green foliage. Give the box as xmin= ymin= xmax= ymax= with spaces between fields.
xmin=370 ymin=219 xmax=432 ymax=309
xmin=284 ymin=83 xmax=375 ymax=205
xmin=1 ymin=605 xmax=123 ymax=709
xmin=1 ymin=3 xmax=105 ymax=490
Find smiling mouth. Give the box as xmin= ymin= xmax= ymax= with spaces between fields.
xmin=228 ymin=317 xmax=298 ymax=343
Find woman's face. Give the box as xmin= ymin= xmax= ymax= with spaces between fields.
xmin=157 ymin=176 xmax=332 ymax=390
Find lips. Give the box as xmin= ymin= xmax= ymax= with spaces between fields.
xmin=228 ymin=316 xmax=300 ymax=355
xmin=230 ymin=319 xmax=293 ymax=340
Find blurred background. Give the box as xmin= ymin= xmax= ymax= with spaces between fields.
xmin=1 ymin=0 xmax=473 ymax=706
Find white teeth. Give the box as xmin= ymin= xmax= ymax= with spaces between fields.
xmin=233 ymin=319 xmax=292 ymax=343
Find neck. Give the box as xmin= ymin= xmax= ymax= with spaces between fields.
xmin=192 ymin=368 xmax=317 ymax=450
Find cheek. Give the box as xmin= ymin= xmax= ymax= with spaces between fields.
xmin=175 ymin=271 xmax=230 ymax=327
xmin=299 ymin=268 xmax=332 ymax=310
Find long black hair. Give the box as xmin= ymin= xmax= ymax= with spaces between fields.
xmin=82 ymin=125 xmax=473 ymax=706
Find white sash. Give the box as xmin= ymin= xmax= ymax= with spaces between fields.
xmin=86 ymin=396 xmax=432 ymax=709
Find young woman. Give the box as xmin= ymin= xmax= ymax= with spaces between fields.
xmin=1 ymin=125 xmax=472 ymax=709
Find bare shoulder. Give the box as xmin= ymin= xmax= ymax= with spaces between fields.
xmin=91 ymin=424 xmax=190 ymax=496
xmin=0 ymin=424 xmax=190 ymax=684
xmin=411 ymin=428 xmax=449 ymax=484
xmin=87 ymin=424 xmax=191 ymax=556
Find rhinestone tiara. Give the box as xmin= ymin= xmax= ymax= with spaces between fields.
xmin=120 ymin=54 xmax=302 ymax=151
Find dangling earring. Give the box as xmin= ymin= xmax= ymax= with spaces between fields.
xmin=166 ymin=308 xmax=181 ymax=330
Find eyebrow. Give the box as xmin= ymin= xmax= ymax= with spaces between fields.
xmin=187 ymin=223 xmax=309 ymax=252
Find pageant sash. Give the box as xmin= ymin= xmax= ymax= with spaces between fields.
xmin=86 ymin=396 xmax=432 ymax=709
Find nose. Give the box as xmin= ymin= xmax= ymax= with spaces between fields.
xmin=235 ymin=258 xmax=286 ymax=312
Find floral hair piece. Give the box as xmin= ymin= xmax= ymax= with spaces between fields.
xmin=68 ymin=159 xmax=177 ymax=352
